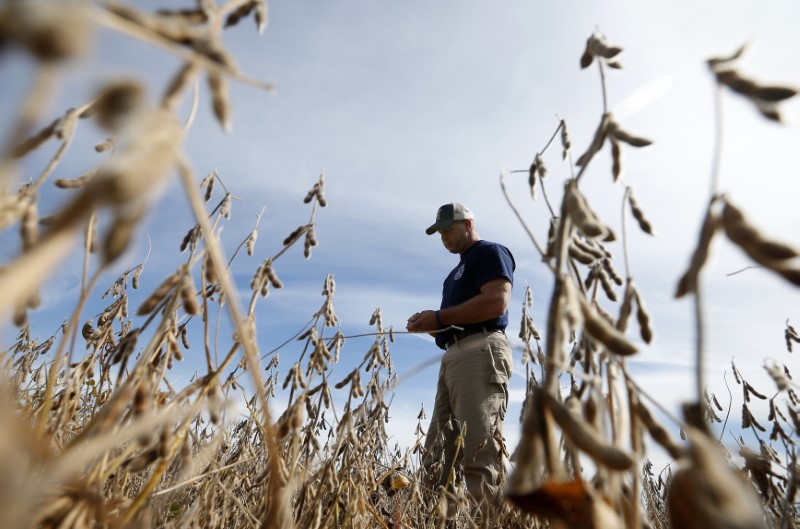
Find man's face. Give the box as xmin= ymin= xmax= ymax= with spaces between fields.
xmin=438 ymin=220 xmax=469 ymax=254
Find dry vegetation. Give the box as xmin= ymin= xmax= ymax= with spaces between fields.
xmin=0 ymin=2 xmax=798 ymax=528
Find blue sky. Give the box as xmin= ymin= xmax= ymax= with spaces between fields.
xmin=2 ymin=0 xmax=799 ymax=465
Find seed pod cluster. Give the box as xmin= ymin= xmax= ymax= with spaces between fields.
xmin=577 ymin=237 xmax=610 ymax=261
xmin=569 ymin=240 xmax=596 ymax=266
xmin=706 ymin=43 xmax=747 ymax=70
xmin=303 ymin=172 xmax=327 ymax=207
xmin=714 ymin=68 xmax=797 ymax=122
xmin=560 ymin=118 xmax=571 ymax=160
xmin=369 ymin=308 xmax=383 ymax=328
xmin=165 ymin=322 xmax=182 ymax=363
xmin=527 ymin=160 xmax=538 ymax=201
xmin=307 ymin=328 xmax=333 ymax=375
xmin=106 ymin=3 xmax=202 ymax=47
xmin=200 ymin=171 xmax=216 ymax=202
xmin=106 ymin=331 xmax=137 ymax=369
xmin=519 ymin=307 xmax=541 ymax=367
xmin=180 ymin=225 xmax=201 ymax=253
xmin=245 ymin=228 xmax=257 ymax=256
xmin=602 ymin=258 xmax=623 ymax=286
xmin=251 ymin=259 xmax=283 ymax=298
xmin=216 ymin=195 xmax=231 ymax=224
xmin=518 ymin=304 xmax=540 ymax=342
xmin=564 ymin=182 xmax=615 ymax=241
xmin=785 ymin=321 xmax=800 ymax=352
xmin=741 ymin=404 xmax=765 ymax=431
xmin=702 ymin=390 xmax=722 ymax=424
xmin=322 ymin=273 xmax=336 ymax=297
xmin=580 ymin=32 xmax=623 ymax=69
xmin=320 ymin=297 xmax=338 ymax=327
xmin=596 ymin=266 xmax=618 ymax=302
xmin=132 ymin=265 xmax=143 ymax=289
xmin=529 ymin=153 xmax=547 ymax=200
xmin=304 ymin=226 xmax=318 ymax=259
xmin=282 ymin=362 xmax=307 ymax=391
xmin=721 ymin=200 xmax=800 ymax=287
xmin=224 ymin=0 xmax=268 ymax=33
xmin=763 ymin=360 xmax=790 ymax=392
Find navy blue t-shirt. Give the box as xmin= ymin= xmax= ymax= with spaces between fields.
xmin=436 ymin=240 xmax=515 ymax=350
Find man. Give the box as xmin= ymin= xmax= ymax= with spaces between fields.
xmin=406 ymin=202 xmax=515 ymax=504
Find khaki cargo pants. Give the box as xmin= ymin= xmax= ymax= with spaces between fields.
xmin=422 ymin=330 xmax=512 ymax=502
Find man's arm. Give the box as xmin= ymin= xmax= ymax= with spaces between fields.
xmin=406 ymin=277 xmax=511 ymax=333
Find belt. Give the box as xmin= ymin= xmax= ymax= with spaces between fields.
xmin=445 ymin=326 xmax=502 ymax=348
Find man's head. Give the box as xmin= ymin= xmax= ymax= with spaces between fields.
xmin=425 ymin=203 xmax=475 ymax=235
xmin=426 ymin=202 xmax=479 ymax=254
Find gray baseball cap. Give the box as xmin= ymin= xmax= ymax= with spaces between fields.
xmin=425 ymin=202 xmax=475 ymax=235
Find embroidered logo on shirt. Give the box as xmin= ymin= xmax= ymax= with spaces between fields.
xmin=454 ymin=263 xmax=465 ymax=280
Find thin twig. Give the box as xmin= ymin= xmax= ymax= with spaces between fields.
xmin=710 ymin=83 xmax=724 ymax=196
xmin=88 ymin=6 xmax=274 ymax=92
xmin=621 ymin=187 xmax=632 ymax=278
xmin=499 ymin=169 xmax=549 ymax=261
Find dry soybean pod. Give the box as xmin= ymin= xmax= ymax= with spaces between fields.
xmin=137 ymin=271 xmax=180 ymax=315
xmin=634 ymin=288 xmax=654 ymax=344
xmin=565 ymin=182 xmax=606 ymax=239
xmin=544 ymin=392 xmax=634 ymax=470
xmin=636 ymin=401 xmax=683 ymax=459
xmin=628 ymin=189 xmax=655 ymax=236
xmin=208 ymin=72 xmax=232 ymax=132
xmin=579 ymin=294 xmax=637 ymax=356
xmin=675 ymin=201 xmax=720 ymax=298
xmin=722 ymin=200 xmax=798 ymax=262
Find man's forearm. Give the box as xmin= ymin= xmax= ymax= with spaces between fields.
xmin=438 ymin=291 xmax=506 ymax=326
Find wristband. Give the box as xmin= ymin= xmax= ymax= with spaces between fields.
xmin=435 ymin=310 xmax=443 ymax=328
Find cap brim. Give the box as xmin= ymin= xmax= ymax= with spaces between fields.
xmin=425 ymin=220 xmax=454 ymax=235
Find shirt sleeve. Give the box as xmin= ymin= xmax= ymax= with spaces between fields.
xmin=474 ymin=243 xmax=515 ymax=288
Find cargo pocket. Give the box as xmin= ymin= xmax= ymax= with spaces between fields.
xmin=485 ymin=339 xmax=511 ymax=385
xmin=484 ymin=339 xmax=511 ymax=419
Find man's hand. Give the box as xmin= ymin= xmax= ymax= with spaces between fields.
xmin=406 ymin=310 xmax=437 ymax=333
